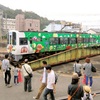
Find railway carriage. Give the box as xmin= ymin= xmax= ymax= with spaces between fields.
xmin=7 ymin=30 xmax=100 ymax=61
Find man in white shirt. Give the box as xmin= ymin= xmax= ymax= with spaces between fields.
xmin=22 ymin=59 xmax=33 ymax=92
xmin=43 ymin=65 xmax=55 ymax=100
xmin=33 ymin=61 xmax=47 ymax=99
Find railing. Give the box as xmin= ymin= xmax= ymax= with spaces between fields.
xmin=28 ymin=47 xmax=100 ymax=70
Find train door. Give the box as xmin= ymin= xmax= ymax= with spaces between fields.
xmin=7 ymin=31 xmax=16 ymax=53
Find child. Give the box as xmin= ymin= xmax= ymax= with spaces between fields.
xmin=13 ymin=64 xmax=19 ymax=85
xmin=82 ymin=85 xmax=96 ymax=100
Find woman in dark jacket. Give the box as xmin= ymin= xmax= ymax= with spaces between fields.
xmin=68 ymin=73 xmax=84 ymax=100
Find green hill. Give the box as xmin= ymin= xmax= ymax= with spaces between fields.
xmin=0 ymin=4 xmax=60 ymax=30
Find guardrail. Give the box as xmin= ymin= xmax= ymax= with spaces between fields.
xmin=28 ymin=47 xmax=100 ymax=70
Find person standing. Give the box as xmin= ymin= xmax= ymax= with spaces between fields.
xmin=22 ymin=59 xmax=33 ymax=92
xmin=1 ymin=54 xmax=12 ymax=87
xmin=68 ymin=73 xmax=84 ymax=100
xmin=73 ymin=59 xmax=82 ymax=77
xmin=13 ymin=64 xmax=19 ymax=85
xmin=83 ymin=58 xmax=93 ymax=88
xmin=43 ymin=65 xmax=55 ymax=100
xmin=33 ymin=61 xmax=48 ymax=99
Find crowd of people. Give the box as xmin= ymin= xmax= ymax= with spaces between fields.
xmin=1 ymin=54 xmax=97 ymax=100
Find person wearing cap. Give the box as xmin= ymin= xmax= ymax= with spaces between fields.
xmin=82 ymin=85 xmax=96 ymax=100
xmin=83 ymin=58 xmax=93 ymax=88
xmin=22 ymin=59 xmax=33 ymax=92
xmin=43 ymin=65 xmax=55 ymax=100
xmin=68 ymin=73 xmax=84 ymax=100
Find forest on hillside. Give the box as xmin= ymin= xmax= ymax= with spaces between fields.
xmin=0 ymin=4 xmax=60 ymax=30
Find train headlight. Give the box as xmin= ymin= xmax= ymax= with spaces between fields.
xmin=12 ymin=47 xmax=16 ymax=51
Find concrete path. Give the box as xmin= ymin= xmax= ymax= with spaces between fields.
xmin=0 ymin=55 xmax=100 ymax=100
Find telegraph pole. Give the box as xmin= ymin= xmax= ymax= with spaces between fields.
xmin=0 ymin=10 xmax=3 ymax=43
xmin=5 ymin=13 xmax=7 ymax=35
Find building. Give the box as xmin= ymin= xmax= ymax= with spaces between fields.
xmin=15 ymin=14 xmax=24 ymax=31
xmin=0 ymin=10 xmax=3 ymax=37
xmin=43 ymin=22 xmax=82 ymax=32
xmin=15 ymin=14 xmax=40 ymax=31
xmin=3 ymin=18 xmax=16 ymax=34
xmin=1 ymin=14 xmax=40 ymax=34
xmin=43 ymin=22 xmax=64 ymax=32
xmin=24 ymin=19 xmax=40 ymax=31
xmin=87 ymin=28 xmax=100 ymax=34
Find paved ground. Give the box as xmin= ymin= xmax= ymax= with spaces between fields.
xmin=0 ymin=55 xmax=100 ymax=100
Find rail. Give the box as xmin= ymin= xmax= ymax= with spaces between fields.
xmin=28 ymin=47 xmax=100 ymax=70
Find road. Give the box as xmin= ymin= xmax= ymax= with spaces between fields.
xmin=0 ymin=55 xmax=100 ymax=100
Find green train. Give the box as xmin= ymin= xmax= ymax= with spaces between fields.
xmin=7 ymin=30 xmax=100 ymax=61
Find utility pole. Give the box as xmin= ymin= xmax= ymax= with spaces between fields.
xmin=5 ymin=13 xmax=7 ymax=35
xmin=0 ymin=10 xmax=3 ymax=43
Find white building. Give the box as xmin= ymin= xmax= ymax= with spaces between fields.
xmin=3 ymin=18 xmax=16 ymax=34
xmin=87 ymin=28 xmax=100 ymax=34
xmin=43 ymin=22 xmax=81 ymax=32
xmin=43 ymin=23 xmax=64 ymax=32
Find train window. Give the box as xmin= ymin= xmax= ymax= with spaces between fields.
xmin=60 ymin=38 xmax=68 ymax=44
xmin=77 ymin=37 xmax=82 ymax=43
xmin=49 ymin=38 xmax=58 ymax=45
xmin=12 ymin=32 xmax=16 ymax=45
xmin=90 ymin=38 xmax=96 ymax=43
xmin=93 ymin=38 xmax=96 ymax=43
xmin=63 ymin=38 xmax=69 ymax=44
xmin=60 ymin=38 xmax=64 ymax=44
xmin=83 ymin=38 xmax=89 ymax=43
xmin=55 ymin=38 xmax=59 ymax=44
xmin=69 ymin=38 xmax=77 ymax=44
xmin=19 ymin=38 xmax=28 ymax=45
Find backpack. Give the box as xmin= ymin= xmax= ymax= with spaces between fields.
xmin=91 ymin=64 xmax=96 ymax=72
xmin=55 ymin=73 xmax=58 ymax=84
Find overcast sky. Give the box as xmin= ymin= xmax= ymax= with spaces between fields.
xmin=0 ymin=0 xmax=100 ymax=27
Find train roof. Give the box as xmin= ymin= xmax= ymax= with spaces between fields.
xmin=9 ymin=30 xmax=99 ymax=35
xmin=19 ymin=30 xmax=88 ymax=34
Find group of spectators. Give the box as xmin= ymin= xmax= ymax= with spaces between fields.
xmin=1 ymin=54 xmax=33 ymax=92
xmin=70 ymin=57 xmax=96 ymax=100
xmin=1 ymin=54 xmax=97 ymax=100
xmin=1 ymin=54 xmax=56 ymax=100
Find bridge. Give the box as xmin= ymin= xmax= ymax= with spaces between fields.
xmin=28 ymin=47 xmax=100 ymax=70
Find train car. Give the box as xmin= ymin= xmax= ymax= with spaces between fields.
xmin=7 ymin=30 xmax=100 ymax=61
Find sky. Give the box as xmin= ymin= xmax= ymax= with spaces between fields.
xmin=0 ymin=0 xmax=100 ymax=28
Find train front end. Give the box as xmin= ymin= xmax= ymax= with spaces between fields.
xmin=7 ymin=30 xmax=32 ymax=61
